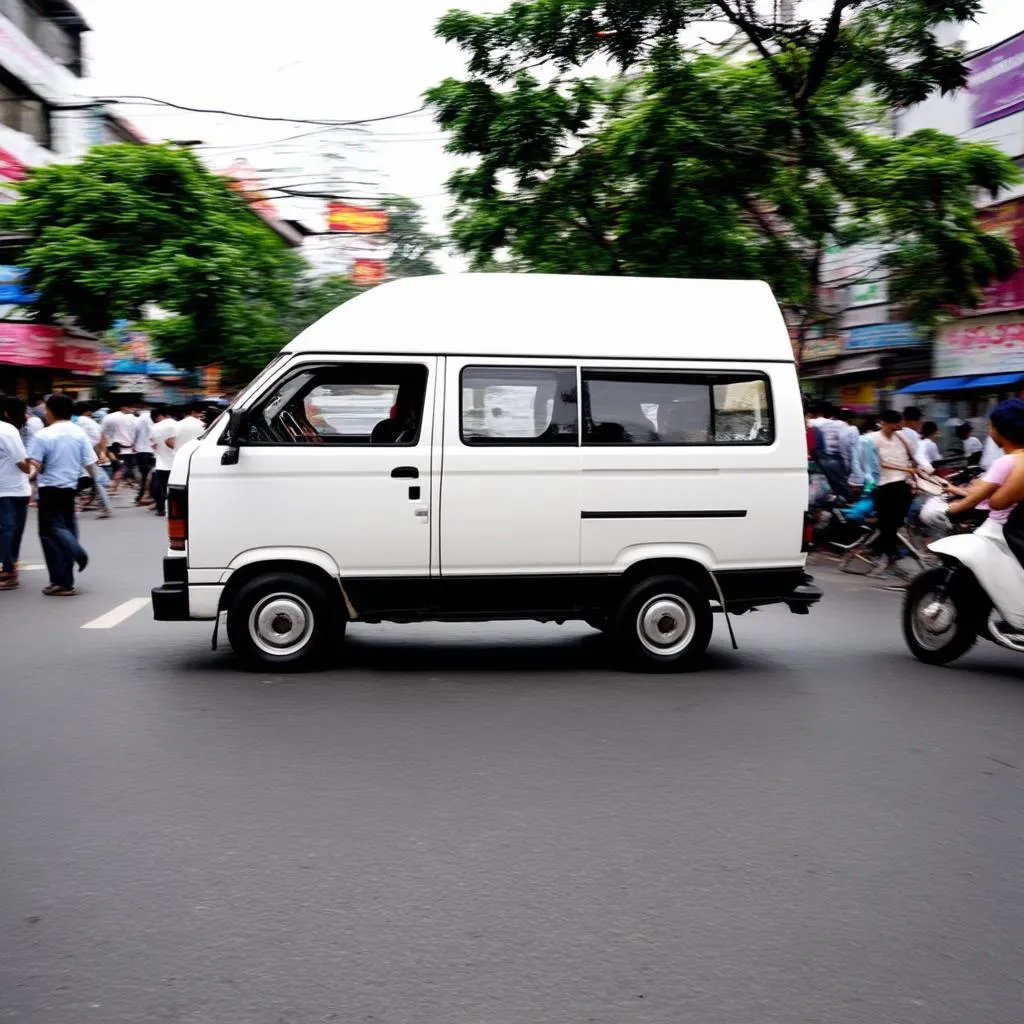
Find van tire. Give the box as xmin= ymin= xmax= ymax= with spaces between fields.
xmin=227 ymin=572 xmax=339 ymax=671
xmin=611 ymin=575 xmax=712 ymax=672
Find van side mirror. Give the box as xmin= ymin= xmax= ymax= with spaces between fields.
xmin=221 ymin=408 xmax=249 ymax=466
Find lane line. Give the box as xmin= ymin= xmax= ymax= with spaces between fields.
xmin=81 ymin=597 xmax=150 ymax=630
xmin=16 ymin=563 xmax=45 ymax=572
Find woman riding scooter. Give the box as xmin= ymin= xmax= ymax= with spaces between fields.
xmin=903 ymin=399 xmax=1024 ymax=664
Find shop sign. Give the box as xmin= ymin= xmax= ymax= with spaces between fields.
xmin=850 ymin=280 xmax=887 ymax=307
xmin=844 ymin=322 xmax=924 ymax=351
xmin=0 ymin=323 xmax=103 ymax=375
xmin=839 ymin=381 xmax=877 ymax=412
xmin=935 ymin=318 xmax=1024 ymax=375
xmin=970 ymin=199 xmax=1024 ymax=314
xmin=800 ymin=332 xmax=842 ymax=362
xmin=0 ymin=265 xmax=37 ymax=304
xmin=969 ymin=32 xmax=1024 ymax=128
xmin=352 ymin=258 xmax=387 ymax=285
xmin=0 ymin=146 xmax=26 ymax=182
xmin=329 ymin=203 xmax=388 ymax=234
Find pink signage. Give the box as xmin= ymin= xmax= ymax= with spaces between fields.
xmin=0 ymin=323 xmax=103 ymax=375
xmin=0 ymin=145 xmax=26 ymax=182
xmin=971 ymin=199 xmax=1024 ymax=315
xmin=936 ymin=320 xmax=1024 ymax=376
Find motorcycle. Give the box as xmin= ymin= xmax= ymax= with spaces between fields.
xmin=903 ymin=511 xmax=1024 ymax=665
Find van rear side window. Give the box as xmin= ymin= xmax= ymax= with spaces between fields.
xmin=461 ymin=366 xmax=578 ymax=445
xmin=582 ymin=371 xmax=773 ymax=445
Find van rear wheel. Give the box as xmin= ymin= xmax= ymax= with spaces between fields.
xmin=227 ymin=572 xmax=339 ymax=671
xmin=612 ymin=576 xmax=713 ymax=672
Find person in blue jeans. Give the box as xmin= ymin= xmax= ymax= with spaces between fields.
xmin=0 ymin=396 xmax=33 ymax=590
xmin=28 ymin=393 xmax=98 ymax=596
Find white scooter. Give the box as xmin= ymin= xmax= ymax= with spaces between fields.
xmin=904 ymin=517 xmax=1024 ymax=664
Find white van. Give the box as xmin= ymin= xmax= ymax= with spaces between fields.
xmin=152 ymin=274 xmax=821 ymax=670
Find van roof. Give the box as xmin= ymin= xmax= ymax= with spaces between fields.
xmin=284 ymin=274 xmax=793 ymax=364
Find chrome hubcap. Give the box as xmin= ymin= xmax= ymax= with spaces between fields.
xmin=911 ymin=592 xmax=957 ymax=652
xmin=249 ymin=593 xmax=314 ymax=657
xmin=637 ymin=594 xmax=696 ymax=657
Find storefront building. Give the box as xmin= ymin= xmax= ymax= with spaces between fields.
xmin=0 ymin=322 xmax=103 ymax=397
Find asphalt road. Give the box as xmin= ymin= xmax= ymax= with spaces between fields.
xmin=2 ymin=500 xmax=1024 ymax=1023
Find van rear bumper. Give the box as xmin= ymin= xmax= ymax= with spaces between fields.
xmin=152 ymin=557 xmax=223 ymax=621
xmin=152 ymin=582 xmax=189 ymax=621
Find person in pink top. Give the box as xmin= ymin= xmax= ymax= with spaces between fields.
xmin=945 ymin=400 xmax=1024 ymax=522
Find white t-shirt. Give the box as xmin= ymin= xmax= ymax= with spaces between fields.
xmin=920 ymin=437 xmax=941 ymax=466
xmin=77 ymin=415 xmax=102 ymax=448
xmin=174 ymin=415 xmax=205 ymax=450
xmin=134 ymin=412 xmax=153 ymax=453
xmin=981 ymin=436 xmax=1001 ymax=470
xmin=874 ymin=430 xmax=915 ymax=486
xmin=0 ymin=420 xmax=30 ymax=498
xmin=25 ymin=415 xmax=42 ymax=438
xmin=103 ymin=410 xmax=138 ymax=452
xmin=964 ymin=436 xmax=984 ymax=458
xmin=152 ymin=418 xmax=178 ymax=471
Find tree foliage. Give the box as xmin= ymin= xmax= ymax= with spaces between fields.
xmin=426 ymin=0 xmax=1021 ymax=350
xmin=382 ymin=196 xmax=444 ymax=277
xmin=0 ymin=143 xmax=303 ymax=371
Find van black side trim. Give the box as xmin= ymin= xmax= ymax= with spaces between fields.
xmin=581 ymin=509 xmax=748 ymax=520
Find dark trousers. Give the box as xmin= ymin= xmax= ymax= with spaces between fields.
xmin=0 ymin=495 xmax=29 ymax=573
xmin=815 ymin=451 xmax=852 ymax=503
xmin=135 ymin=452 xmax=155 ymax=502
xmin=37 ymin=486 xmax=86 ymax=589
xmin=873 ymin=480 xmax=913 ymax=558
xmin=151 ymin=469 xmax=170 ymax=515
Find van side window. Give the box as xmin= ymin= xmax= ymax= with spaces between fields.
xmin=582 ymin=371 xmax=773 ymax=445
xmin=461 ymin=366 xmax=578 ymax=445
xmin=249 ymin=363 xmax=429 ymax=445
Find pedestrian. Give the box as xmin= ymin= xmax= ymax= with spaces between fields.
xmin=813 ymin=403 xmax=853 ymax=502
xmin=899 ymin=406 xmax=934 ymax=473
xmin=945 ymin=400 xmax=1024 ymax=522
xmin=173 ymin=400 xmax=208 ymax=451
xmin=869 ymin=409 xmax=917 ymax=571
xmin=133 ymin=402 xmax=155 ymax=506
xmin=27 ymin=394 xmax=46 ymax=423
xmin=150 ymin=406 xmax=177 ymax=517
xmin=0 ymin=396 xmax=32 ymax=590
xmin=73 ymin=401 xmax=113 ymax=519
xmin=954 ymin=421 xmax=984 ymax=464
xmin=919 ymin=421 xmax=942 ymax=467
xmin=28 ymin=393 xmax=99 ymax=597
xmin=102 ymin=396 xmax=138 ymax=493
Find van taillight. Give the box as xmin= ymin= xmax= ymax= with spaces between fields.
xmin=802 ymin=511 xmax=814 ymax=553
xmin=168 ymin=485 xmax=188 ymax=551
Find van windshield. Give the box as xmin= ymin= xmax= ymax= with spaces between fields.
xmin=228 ymin=354 xmax=290 ymax=411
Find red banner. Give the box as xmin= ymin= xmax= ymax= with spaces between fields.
xmin=352 ymin=259 xmax=386 ymax=285
xmin=974 ymin=199 xmax=1024 ymax=314
xmin=0 ymin=323 xmax=103 ymax=375
xmin=328 ymin=203 xmax=388 ymax=234
xmin=0 ymin=146 xmax=27 ymax=182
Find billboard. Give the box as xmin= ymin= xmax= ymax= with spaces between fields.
xmin=352 ymin=259 xmax=387 ymax=285
xmin=328 ymin=203 xmax=388 ymax=234
xmin=844 ymin=322 xmax=924 ymax=351
xmin=0 ymin=323 xmax=103 ymax=375
xmin=0 ymin=265 xmax=37 ymax=304
xmin=970 ymin=198 xmax=1024 ymax=314
xmin=969 ymin=32 xmax=1024 ymax=128
xmin=935 ymin=318 xmax=1024 ymax=375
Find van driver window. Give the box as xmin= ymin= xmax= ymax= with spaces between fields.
xmin=582 ymin=371 xmax=773 ymax=445
xmin=249 ymin=363 xmax=429 ymax=445
xmin=461 ymin=366 xmax=578 ymax=445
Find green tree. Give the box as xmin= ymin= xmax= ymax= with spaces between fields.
xmin=0 ymin=143 xmax=303 ymax=372
xmin=426 ymin=0 xmax=1021 ymax=356
xmin=381 ymin=196 xmax=444 ymax=277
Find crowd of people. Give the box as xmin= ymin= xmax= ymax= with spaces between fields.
xmin=0 ymin=393 xmax=214 ymax=596
xmin=807 ymin=398 xmax=1024 ymax=576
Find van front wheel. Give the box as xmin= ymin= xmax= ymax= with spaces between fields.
xmin=612 ymin=576 xmax=713 ymax=672
xmin=227 ymin=572 xmax=339 ymax=671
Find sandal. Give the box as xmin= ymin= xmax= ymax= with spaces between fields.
xmin=0 ymin=577 xmax=18 ymax=590
xmin=44 ymin=586 xmax=77 ymax=597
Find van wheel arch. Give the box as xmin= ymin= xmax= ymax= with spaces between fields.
xmin=220 ymin=560 xmax=341 ymax=617
xmin=619 ymin=558 xmax=717 ymax=603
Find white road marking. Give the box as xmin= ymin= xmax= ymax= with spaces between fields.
xmin=81 ymin=597 xmax=150 ymax=630
xmin=16 ymin=563 xmax=44 ymax=572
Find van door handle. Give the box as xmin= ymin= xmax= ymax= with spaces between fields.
xmin=391 ymin=466 xmax=419 ymax=479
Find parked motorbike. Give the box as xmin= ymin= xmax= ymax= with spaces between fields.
xmin=903 ymin=513 xmax=1024 ymax=665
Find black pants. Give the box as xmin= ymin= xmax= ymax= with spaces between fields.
xmin=151 ymin=469 xmax=170 ymax=515
xmin=873 ymin=480 xmax=913 ymax=559
xmin=816 ymin=451 xmax=852 ymax=503
xmin=38 ymin=486 xmax=86 ymax=589
xmin=135 ymin=453 xmax=155 ymax=502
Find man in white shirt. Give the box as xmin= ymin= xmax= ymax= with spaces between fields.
xmin=133 ymin=404 xmax=155 ymax=506
xmin=173 ymin=401 xmax=208 ymax=453
xmin=919 ymin=421 xmax=942 ymax=467
xmin=150 ymin=407 xmax=178 ymax=517
xmin=899 ymin=406 xmax=934 ymax=473
xmin=102 ymin=398 xmax=138 ymax=491
xmin=0 ymin=396 xmax=32 ymax=589
xmin=73 ymin=401 xmax=113 ymax=518
xmin=872 ymin=409 xmax=917 ymax=566
xmin=814 ymin=403 xmax=853 ymax=501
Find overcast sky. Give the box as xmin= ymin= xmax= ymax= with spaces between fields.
xmin=75 ymin=0 xmax=1022 ymax=269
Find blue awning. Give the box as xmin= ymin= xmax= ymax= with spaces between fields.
xmin=896 ymin=373 xmax=1024 ymax=394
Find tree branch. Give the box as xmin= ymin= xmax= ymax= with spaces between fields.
xmin=796 ymin=0 xmax=857 ymax=108
xmin=712 ymin=0 xmax=795 ymax=99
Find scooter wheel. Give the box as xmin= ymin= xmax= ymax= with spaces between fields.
xmin=903 ymin=567 xmax=978 ymax=666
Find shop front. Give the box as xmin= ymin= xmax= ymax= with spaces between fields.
xmin=0 ymin=322 xmax=103 ymax=398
